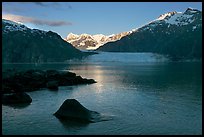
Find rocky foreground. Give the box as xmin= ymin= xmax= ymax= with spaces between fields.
xmin=2 ymin=70 xmax=113 ymax=123
xmin=2 ymin=69 xmax=96 ymax=105
xmin=2 ymin=69 xmax=96 ymax=94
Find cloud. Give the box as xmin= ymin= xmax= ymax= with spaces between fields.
xmin=33 ymin=2 xmax=72 ymax=9
xmin=2 ymin=14 xmax=72 ymax=26
xmin=33 ymin=2 xmax=47 ymax=7
xmin=2 ymin=2 xmax=72 ymax=14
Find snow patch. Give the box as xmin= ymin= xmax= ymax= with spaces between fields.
xmin=3 ymin=19 xmax=47 ymax=35
xmin=92 ymin=34 xmax=108 ymax=43
xmin=156 ymin=12 xmax=175 ymax=21
xmin=192 ymin=26 xmax=197 ymax=31
xmin=147 ymin=9 xmax=198 ymax=28
xmin=3 ymin=19 xmax=28 ymax=32
xmin=165 ymin=12 xmax=194 ymax=26
xmin=80 ymin=42 xmax=85 ymax=46
xmin=108 ymin=34 xmax=115 ymax=37
xmin=67 ymin=33 xmax=79 ymax=39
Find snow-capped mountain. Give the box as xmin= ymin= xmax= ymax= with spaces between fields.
xmin=2 ymin=19 xmax=52 ymax=38
xmin=65 ymin=30 xmax=134 ymax=50
xmin=97 ymin=8 xmax=202 ymax=61
xmin=3 ymin=19 xmax=28 ymax=32
xmin=2 ymin=19 xmax=92 ymax=63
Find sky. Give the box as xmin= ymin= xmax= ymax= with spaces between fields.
xmin=2 ymin=2 xmax=202 ymax=38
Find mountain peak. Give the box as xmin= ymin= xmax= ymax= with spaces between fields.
xmin=3 ymin=19 xmax=25 ymax=27
xmin=184 ymin=7 xmax=200 ymax=14
xmin=186 ymin=7 xmax=199 ymax=11
xmin=2 ymin=19 xmax=29 ymax=32
xmin=2 ymin=19 xmax=48 ymax=34
xmin=81 ymin=33 xmax=90 ymax=36
xmin=149 ymin=8 xmax=202 ymax=27
xmin=66 ymin=33 xmax=79 ymax=40
xmin=156 ymin=11 xmax=177 ymax=21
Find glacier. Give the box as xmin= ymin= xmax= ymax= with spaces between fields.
xmin=80 ymin=52 xmax=170 ymax=64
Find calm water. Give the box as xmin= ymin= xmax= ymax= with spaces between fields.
xmin=2 ymin=53 xmax=202 ymax=135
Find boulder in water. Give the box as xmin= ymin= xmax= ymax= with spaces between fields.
xmin=2 ymin=92 xmax=32 ymax=105
xmin=54 ymin=99 xmax=101 ymax=123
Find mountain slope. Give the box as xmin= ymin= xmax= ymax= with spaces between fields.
xmin=97 ymin=8 xmax=202 ymax=61
xmin=65 ymin=30 xmax=134 ymax=50
xmin=2 ymin=19 xmax=91 ymax=63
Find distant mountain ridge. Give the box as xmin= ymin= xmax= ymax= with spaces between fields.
xmin=97 ymin=8 xmax=202 ymax=61
xmin=65 ymin=30 xmax=135 ymax=50
xmin=2 ymin=19 xmax=92 ymax=63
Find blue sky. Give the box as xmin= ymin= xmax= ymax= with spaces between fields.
xmin=2 ymin=2 xmax=202 ymax=38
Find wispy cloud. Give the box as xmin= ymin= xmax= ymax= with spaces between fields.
xmin=33 ymin=2 xmax=72 ymax=9
xmin=33 ymin=2 xmax=47 ymax=7
xmin=2 ymin=14 xmax=72 ymax=27
xmin=2 ymin=2 xmax=72 ymax=14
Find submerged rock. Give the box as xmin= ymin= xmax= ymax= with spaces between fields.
xmin=2 ymin=92 xmax=32 ymax=105
xmin=54 ymin=99 xmax=105 ymax=123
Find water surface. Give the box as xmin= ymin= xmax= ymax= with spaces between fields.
xmin=2 ymin=53 xmax=202 ymax=135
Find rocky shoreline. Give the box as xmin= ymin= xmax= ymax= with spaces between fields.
xmin=2 ymin=69 xmax=96 ymax=93
xmin=2 ymin=69 xmax=96 ymax=105
xmin=2 ymin=69 xmax=110 ymax=124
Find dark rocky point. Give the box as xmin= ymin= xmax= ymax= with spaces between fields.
xmin=2 ymin=69 xmax=96 ymax=94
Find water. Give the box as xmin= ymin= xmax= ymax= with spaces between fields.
xmin=2 ymin=53 xmax=202 ymax=135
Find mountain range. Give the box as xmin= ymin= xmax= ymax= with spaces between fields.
xmin=65 ymin=30 xmax=134 ymax=50
xmin=2 ymin=19 xmax=93 ymax=63
xmin=2 ymin=8 xmax=202 ymax=62
xmin=96 ymin=8 xmax=202 ymax=61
